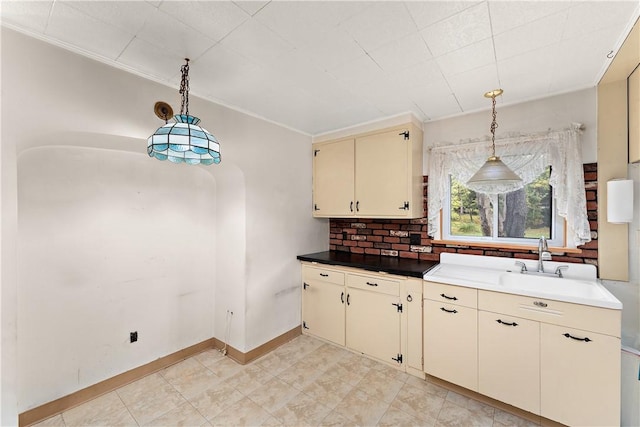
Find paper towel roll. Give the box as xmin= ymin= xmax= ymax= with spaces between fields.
xmin=607 ymin=179 xmax=633 ymax=223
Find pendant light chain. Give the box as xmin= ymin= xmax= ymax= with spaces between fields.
xmin=179 ymin=58 xmax=190 ymax=116
xmin=489 ymin=94 xmax=498 ymax=157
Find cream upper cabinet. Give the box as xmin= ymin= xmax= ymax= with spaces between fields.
xmin=540 ymin=323 xmax=620 ymax=427
xmin=478 ymin=311 xmax=540 ymax=415
xmin=301 ymin=265 xmax=345 ymax=346
xmin=423 ymin=282 xmax=478 ymax=392
xmin=312 ymin=138 xmax=355 ymax=216
xmin=629 ymin=66 xmax=639 ymax=163
xmin=312 ymin=123 xmax=423 ymax=218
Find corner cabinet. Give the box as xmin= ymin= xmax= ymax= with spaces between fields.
xmin=300 ymin=262 xmax=423 ymax=376
xmin=312 ymin=123 xmax=424 ymax=218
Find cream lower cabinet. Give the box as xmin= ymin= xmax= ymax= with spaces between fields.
xmin=404 ymin=279 xmax=423 ymax=375
xmin=301 ymin=262 xmax=422 ymax=374
xmin=346 ymin=286 xmax=401 ymax=365
xmin=478 ymin=311 xmax=540 ymax=415
xmin=423 ymin=282 xmax=478 ymax=391
xmin=478 ymin=290 xmax=620 ymax=426
xmin=541 ymin=323 xmax=620 ymax=427
xmin=301 ymin=265 xmax=345 ymax=346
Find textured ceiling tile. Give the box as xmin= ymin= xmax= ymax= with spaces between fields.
xmin=563 ymin=1 xmax=639 ymax=39
xmin=190 ymin=43 xmax=260 ymax=94
xmin=406 ymin=1 xmax=481 ymax=30
xmin=0 ymin=0 xmax=53 ymax=33
xmin=497 ymin=46 xmax=557 ymax=87
xmin=494 ymin=11 xmax=567 ymax=62
xmin=296 ymin=28 xmax=367 ymax=70
xmin=412 ymin=83 xmax=461 ymax=122
xmin=420 ymin=2 xmax=491 ymax=57
xmin=46 ymin=2 xmax=134 ymax=60
xmin=388 ymin=59 xmax=444 ymax=91
xmin=340 ymin=2 xmax=416 ymax=52
xmin=159 ymin=1 xmax=249 ymax=42
xmin=135 ymin=9 xmax=216 ymax=60
xmin=325 ymin=54 xmax=386 ymax=88
xmin=447 ymin=63 xmax=500 ymax=111
xmin=65 ymin=1 xmax=157 ymax=34
xmin=435 ymin=37 xmax=495 ymax=77
xmin=218 ymin=19 xmax=293 ymax=66
xmin=117 ymin=36 xmax=186 ymax=81
xmin=368 ymin=33 xmax=433 ymax=75
xmin=488 ymin=1 xmax=571 ymax=35
xmin=232 ymin=1 xmax=269 ymax=17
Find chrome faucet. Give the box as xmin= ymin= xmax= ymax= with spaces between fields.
xmin=537 ymin=236 xmax=552 ymax=273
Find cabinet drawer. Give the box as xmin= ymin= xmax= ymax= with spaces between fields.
xmin=302 ymin=265 xmax=345 ymax=286
xmin=348 ymin=273 xmax=399 ymax=296
xmin=478 ymin=290 xmax=620 ymax=337
xmin=424 ymin=281 xmax=477 ymax=309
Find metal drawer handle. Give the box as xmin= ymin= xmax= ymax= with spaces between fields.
xmin=341 ymin=292 xmax=344 ymax=304
xmin=319 ymin=273 xmax=329 ymax=277
xmin=440 ymin=307 xmax=457 ymax=314
xmin=534 ymin=301 xmax=547 ymax=308
xmin=366 ymin=281 xmax=378 ymax=287
xmin=440 ymin=293 xmax=458 ymax=301
xmin=563 ymin=333 xmax=592 ymax=342
xmin=496 ymin=319 xmax=518 ymax=327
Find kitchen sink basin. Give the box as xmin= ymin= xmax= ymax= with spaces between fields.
xmin=498 ymin=271 xmax=620 ymax=308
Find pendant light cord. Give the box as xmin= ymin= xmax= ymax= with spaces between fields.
xmin=179 ymin=58 xmax=190 ymax=116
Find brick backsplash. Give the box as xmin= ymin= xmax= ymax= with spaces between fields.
xmin=329 ymin=163 xmax=599 ymax=267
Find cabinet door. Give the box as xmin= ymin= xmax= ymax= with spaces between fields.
xmin=346 ymin=287 xmax=401 ymax=366
xmin=355 ymin=129 xmax=410 ymax=217
xmin=302 ymin=281 xmax=345 ymax=346
xmin=312 ymin=138 xmax=355 ymax=217
xmin=405 ymin=279 xmax=423 ymax=372
xmin=424 ymin=299 xmax=477 ymax=391
xmin=478 ymin=311 xmax=540 ymax=414
xmin=541 ymin=323 xmax=620 ymax=427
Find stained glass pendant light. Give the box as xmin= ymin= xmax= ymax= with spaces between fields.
xmin=467 ymin=89 xmax=520 ymax=188
xmin=148 ymin=58 xmax=221 ymax=165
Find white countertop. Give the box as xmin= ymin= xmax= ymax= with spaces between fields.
xmin=424 ymin=253 xmax=622 ymax=310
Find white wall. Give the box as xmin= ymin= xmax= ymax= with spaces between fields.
xmin=18 ymin=146 xmax=216 ymax=410
xmin=1 ymin=28 xmax=327 ymax=419
xmin=424 ymin=88 xmax=598 ymax=167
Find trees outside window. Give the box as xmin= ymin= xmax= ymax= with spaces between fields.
xmin=447 ymin=167 xmax=553 ymax=242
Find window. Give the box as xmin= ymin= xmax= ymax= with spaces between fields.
xmin=442 ymin=167 xmax=564 ymax=247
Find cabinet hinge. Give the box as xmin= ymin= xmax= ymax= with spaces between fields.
xmin=314 ymin=204 xmax=320 ymax=211
xmin=392 ymin=303 xmax=403 ymax=313
xmin=303 ymin=282 xmax=309 ymax=290
xmin=398 ymin=201 xmax=409 ymax=210
xmin=399 ymin=131 xmax=410 ymax=140
xmin=392 ymin=353 xmax=403 ymax=364
xmin=302 ymin=321 xmax=310 ymax=330
xmin=314 ymin=149 xmax=320 ymax=157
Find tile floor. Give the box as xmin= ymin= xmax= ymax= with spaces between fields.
xmin=33 ymin=335 xmax=539 ymax=426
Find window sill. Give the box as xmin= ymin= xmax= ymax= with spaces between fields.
xmin=433 ymin=239 xmax=582 ymax=254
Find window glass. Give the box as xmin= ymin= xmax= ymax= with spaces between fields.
xmin=447 ymin=167 xmax=554 ymax=244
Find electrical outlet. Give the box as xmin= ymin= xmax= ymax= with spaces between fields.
xmin=410 ymin=233 xmax=421 ymax=245
xmin=130 ymin=331 xmax=138 ymax=343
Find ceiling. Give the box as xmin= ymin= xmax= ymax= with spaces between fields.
xmin=2 ymin=1 xmax=639 ymax=136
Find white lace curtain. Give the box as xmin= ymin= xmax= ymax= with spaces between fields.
xmin=427 ymin=123 xmax=591 ymax=247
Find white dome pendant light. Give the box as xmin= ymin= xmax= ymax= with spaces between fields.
xmin=467 ymin=89 xmax=521 ymax=190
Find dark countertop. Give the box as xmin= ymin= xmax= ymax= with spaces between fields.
xmin=297 ymin=251 xmax=439 ymax=278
